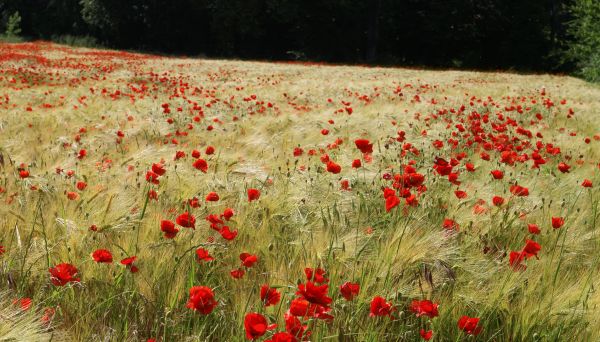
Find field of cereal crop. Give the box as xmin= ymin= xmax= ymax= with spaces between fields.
xmin=1 ymin=41 xmax=600 ymax=341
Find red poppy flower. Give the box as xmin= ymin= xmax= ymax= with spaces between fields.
xmin=41 ymin=307 xmax=56 ymax=325
xmin=14 ymin=297 xmax=32 ymax=311
xmin=454 ymin=190 xmax=467 ymax=199
xmin=509 ymin=251 xmax=527 ymax=271
xmin=420 ymin=329 xmax=433 ymax=340
xmin=355 ymin=139 xmax=373 ymax=154
xmin=77 ymin=149 xmax=87 ymax=159
xmin=369 ymin=296 xmax=394 ymax=317
xmin=161 ymin=220 xmax=179 ymax=238
xmin=205 ymin=146 xmax=215 ymax=155
xmin=340 ymin=179 xmax=350 ymax=190
xmin=289 ymin=298 xmax=311 ymax=317
xmin=492 ymin=196 xmax=505 ymax=206
xmin=188 ymin=197 xmax=200 ymax=208
xmin=146 ymin=171 xmax=160 ymax=184
xmin=193 ymin=159 xmax=208 ymax=173
xmin=219 ymin=226 xmax=238 ymax=240
xmin=558 ymin=162 xmax=570 ymax=173
xmin=222 ymin=208 xmax=235 ymax=220
xmin=206 ymin=214 xmax=224 ymax=230
xmin=582 ymin=179 xmax=592 ymax=188
xmin=247 ymin=188 xmax=260 ymax=201
xmin=410 ymin=299 xmax=439 ymax=318
xmin=510 ymin=185 xmax=529 ymax=196
xmin=151 ymin=163 xmax=166 ymax=176
xmin=19 ymin=170 xmax=30 ymax=178
xmin=293 ymin=147 xmax=303 ymax=157
xmin=296 ymin=281 xmax=332 ymax=309
xmin=305 ymin=268 xmax=329 ymax=284
xmin=339 ymin=282 xmax=360 ymax=300
xmin=49 ymin=263 xmax=80 ymax=286
xmin=186 ymin=286 xmax=217 ymax=314
xmin=176 ymin=212 xmax=196 ymax=229
xmin=67 ymin=191 xmax=79 ymax=200
xmin=231 ymin=268 xmax=245 ymax=279
xmin=244 ymin=312 xmax=275 ymax=340
xmin=174 ymin=151 xmax=186 ymax=160
xmin=552 ymin=217 xmax=564 ymax=229
xmin=522 ymin=239 xmax=541 ymax=258
xmin=240 ymin=253 xmax=258 ymax=267
xmin=383 ymin=187 xmax=396 ymax=199
xmin=326 ymin=161 xmax=341 ymax=174
xmin=352 ymin=159 xmax=362 ymax=168
xmin=266 ymin=332 xmax=295 ymax=342
xmin=443 ymin=218 xmax=459 ymax=231
xmin=260 ymin=285 xmax=281 ymax=306
xmin=458 ymin=315 xmax=481 ymax=335
xmin=528 ymin=223 xmax=541 ymax=234
xmin=205 ymin=192 xmax=220 ymax=201
xmin=195 ymin=248 xmax=214 ymax=262
xmin=91 ymin=249 xmax=113 ymax=263
xmin=76 ymin=181 xmax=87 ymax=190
xmin=191 ymin=149 xmax=201 ymax=158
xmin=284 ymin=313 xmax=309 ymax=340
xmin=120 ymin=256 xmax=138 ymax=273
xmin=490 ymin=170 xmax=503 ymax=179
xmin=385 ymin=194 xmax=401 ymax=212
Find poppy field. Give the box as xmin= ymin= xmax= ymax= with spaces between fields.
xmin=1 ymin=41 xmax=600 ymax=341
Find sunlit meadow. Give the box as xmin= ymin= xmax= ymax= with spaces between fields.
xmin=1 ymin=41 xmax=600 ymax=341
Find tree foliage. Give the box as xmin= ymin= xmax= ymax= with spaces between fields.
xmin=0 ymin=0 xmax=595 ymax=77
xmin=5 ymin=10 xmax=20 ymax=36
xmin=565 ymin=0 xmax=600 ymax=82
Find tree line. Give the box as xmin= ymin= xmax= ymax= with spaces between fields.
xmin=1 ymin=0 xmax=598 ymax=80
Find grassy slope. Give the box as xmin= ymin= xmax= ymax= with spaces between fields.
xmin=1 ymin=42 xmax=600 ymax=341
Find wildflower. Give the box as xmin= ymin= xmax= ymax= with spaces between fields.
xmin=195 ymin=248 xmax=214 ymax=262
xmin=161 ymin=220 xmax=179 ymax=238
xmin=91 ymin=249 xmax=113 ymax=263
xmin=260 ymin=285 xmax=281 ymax=306
xmin=369 ymin=296 xmax=394 ymax=317
xmin=355 ymin=139 xmax=373 ymax=154
xmin=206 ymin=192 xmax=220 ymax=201
xmin=247 ymin=188 xmax=260 ymax=201
xmin=192 ymin=158 xmax=208 ymax=173
xmin=244 ymin=313 xmax=275 ymax=340
xmin=240 ymin=253 xmax=258 ymax=267
xmin=186 ymin=286 xmax=217 ymax=314
xmin=339 ymin=282 xmax=360 ymax=300
xmin=458 ymin=315 xmax=481 ymax=335
xmin=490 ymin=170 xmax=503 ymax=179
xmin=326 ymin=161 xmax=341 ymax=174
xmin=49 ymin=263 xmax=80 ymax=286
xmin=176 ymin=212 xmax=196 ymax=229
xmin=420 ymin=329 xmax=433 ymax=340
xmin=410 ymin=299 xmax=439 ymax=318
xmin=120 ymin=256 xmax=138 ymax=273
xmin=552 ymin=217 xmax=564 ymax=229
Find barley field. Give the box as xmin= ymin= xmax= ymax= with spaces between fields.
xmin=1 ymin=41 xmax=600 ymax=341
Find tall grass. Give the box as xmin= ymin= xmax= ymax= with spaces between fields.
xmin=0 ymin=41 xmax=599 ymax=341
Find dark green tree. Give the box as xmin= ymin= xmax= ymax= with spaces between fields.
xmin=565 ymin=0 xmax=600 ymax=82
